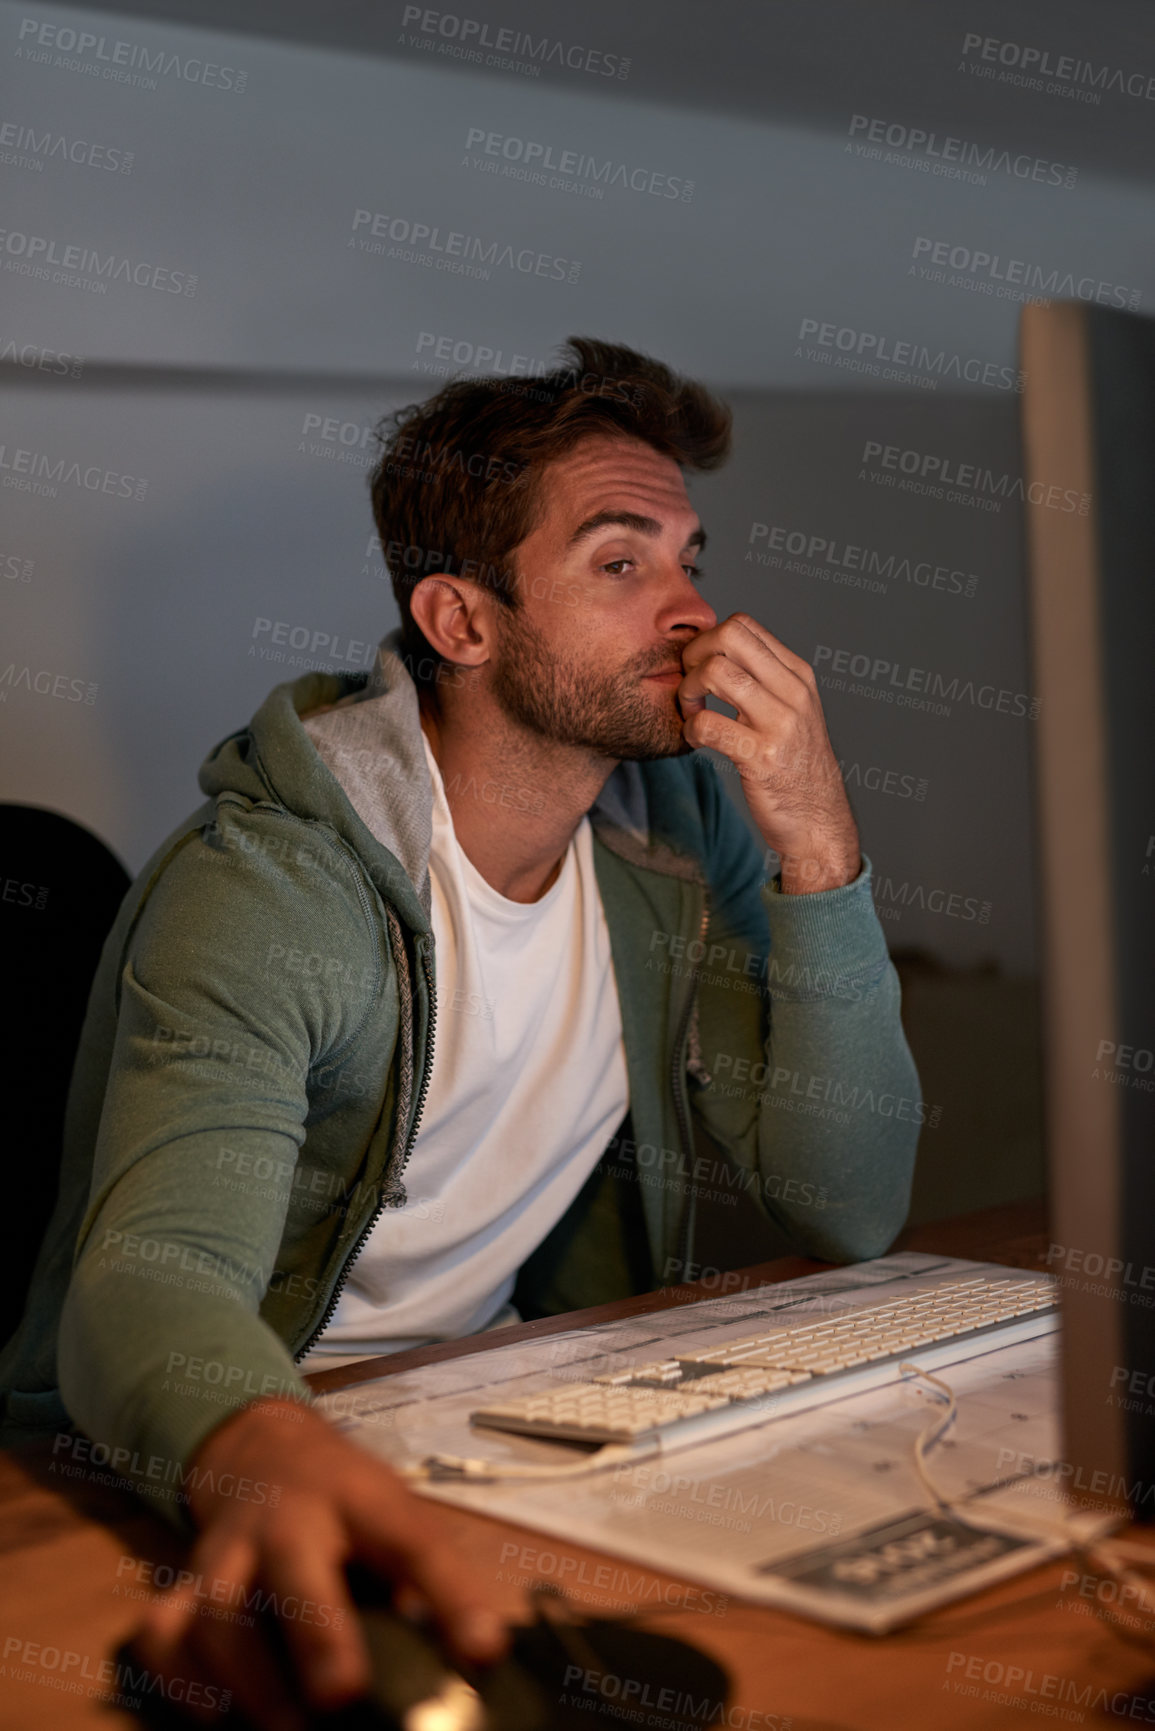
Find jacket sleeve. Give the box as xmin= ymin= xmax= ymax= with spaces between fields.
xmin=55 ymin=808 xmax=384 ymax=1525
xmin=687 ymin=762 xmax=921 ymax=1262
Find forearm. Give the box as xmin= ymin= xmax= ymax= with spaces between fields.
xmin=751 ymin=968 xmax=920 ymax=1260
xmin=751 ymin=865 xmax=919 ymax=1257
xmin=56 ymin=1084 xmax=316 ymax=1525
xmin=55 ymin=867 xmax=332 ymax=1522
xmin=57 ymin=1253 xmax=312 ymax=1527
xmin=695 ymin=858 xmax=920 ymax=1262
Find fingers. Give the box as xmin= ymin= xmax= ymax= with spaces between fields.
xmin=143 ymin=1407 xmax=507 ymax=1728
xmin=259 ymin=1506 xmax=370 ymax=1710
xmin=133 ymin=1528 xmax=307 ymax=1731
xmin=183 ymin=1606 xmax=308 ymax=1731
xmin=725 ymin=613 xmax=818 ymax=685
xmin=130 ymin=1599 xmax=232 ymax=1727
xmin=681 ymin=710 xmax=763 ymax=768
xmin=677 ymin=614 xmax=838 ymax=793
xmin=681 ymin=614 xmax=816 ymax=702
xmin=131 ymin=1527 xmax=255 ymax=1686
xmin=346 ymin=1471 xmax=507 ymax=1666
xmin=678 ymin=651 xmax=784 ymax=729
xmin=397 ymin=1529 xmax=507 ymax=1667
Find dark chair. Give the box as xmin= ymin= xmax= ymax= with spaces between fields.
xmin=0 ymin=805 xmax=130 ymax=1343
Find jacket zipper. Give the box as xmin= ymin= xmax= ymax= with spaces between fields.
xmin=293 ymin=935 xmax=437 ymax=1362
xmin=670 ymin=891 xmax=709 ymax=1273
xmin=295 ymin=845 xmax=703 ymax=1355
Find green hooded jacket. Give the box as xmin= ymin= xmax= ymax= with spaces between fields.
xmin=0 ymin=636 xmax=920 ymax=1519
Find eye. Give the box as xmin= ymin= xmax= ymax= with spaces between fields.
xmin=601 ymin=558 xmax=635 ymax=576
xmin=683 ymin=563 xmax=705 ymax=580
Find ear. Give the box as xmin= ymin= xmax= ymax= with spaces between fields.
xmin=409 ymin=575 xmax=494 ymax=670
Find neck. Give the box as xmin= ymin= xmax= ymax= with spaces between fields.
xmin=418 ymin=684 xmax=616 ymax=903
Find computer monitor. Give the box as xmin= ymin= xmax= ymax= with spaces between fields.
xmin=1021 ymin=299 xmax=1155 ymax=1520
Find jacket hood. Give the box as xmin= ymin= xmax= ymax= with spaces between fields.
xmin=199 ymin=631 xmax=707 ymax=934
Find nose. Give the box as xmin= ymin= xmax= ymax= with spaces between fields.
xmin=658 ymin=557 xmax=713 ymax=640
xmin=662 ymin=565 xmax=716 ymax=638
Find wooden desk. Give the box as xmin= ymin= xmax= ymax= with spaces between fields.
xmin=3 ymin=1201 xmax=1154 ymax=1728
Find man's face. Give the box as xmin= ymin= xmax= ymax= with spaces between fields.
xmin=488 ymin=434 xmax=717 ymax=760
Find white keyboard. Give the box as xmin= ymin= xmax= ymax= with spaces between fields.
xmin=471 ymin=1274 xmax=1058 ymax=1449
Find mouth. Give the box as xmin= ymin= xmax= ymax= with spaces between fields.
xmin=643 ymin=668 xmax=684 ymax=686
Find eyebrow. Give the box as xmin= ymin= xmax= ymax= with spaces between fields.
xmin=565 ymin=510 xmax=707 ymax=554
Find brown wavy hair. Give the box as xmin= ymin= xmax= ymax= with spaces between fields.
xmin=367 ymin=335 xmax=732 ymax=681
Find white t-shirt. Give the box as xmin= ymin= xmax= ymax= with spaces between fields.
xmin=301 ymin=731 xmax=629 ymax=1365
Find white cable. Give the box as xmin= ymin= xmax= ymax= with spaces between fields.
xmin=896 ymin=1365 xmax=1155 ymax=1648
xmin=399 ymin=1439 xmax=659 ymax=1483
xmin=900 ymin=1360 xmax=1068 ymax=1541
xmin=900 ymin=1361 xmax=960 ymax=1511
xmin=899 ymin=1360 xmax=1129 ymax=1552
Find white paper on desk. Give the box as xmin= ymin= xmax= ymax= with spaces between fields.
xmin=314 ymin=1253 xmax=1112 ymax=1632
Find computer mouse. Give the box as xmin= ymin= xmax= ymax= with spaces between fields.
xmin=119 ymin=1578 xmax=731 ymax=1730
xmin=324 ymin=1579 xmax=732 ymax=1731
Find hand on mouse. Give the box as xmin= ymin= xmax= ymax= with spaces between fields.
xmin=131 ymin=1396 xmax=508 ymax=1730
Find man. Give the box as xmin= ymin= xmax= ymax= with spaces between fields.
xmin=1 ymin=337 xmax=919 ymax=1726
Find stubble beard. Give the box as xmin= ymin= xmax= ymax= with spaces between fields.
xmin=490 ymin=603 xmax=690 ymax=761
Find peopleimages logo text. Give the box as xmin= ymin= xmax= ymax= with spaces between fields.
xmin=747 ymin=521 xmax=977 ymax=598
xmin=813 ymin=644 xmax=1039 ymax=720
xmin=859 ymin=439 xmax=1092 ymax=515
xmin=0 ymin=228 xmax=195 ymax=293
xmin=0 ymin=120 xmax=134 ymax=174
xmin=960 ymin=34 xmax=1155 ymax=102
xmin=400 ymin=8 xmax=630 ymax=78
xmin=847 ymin=113 xmax=1077 ymax=187
xmin=798 ymin=318 xmax=1023 ymax=391
xmin=350 ymin=210 xmax=580 ymax=283
xmin=463 ymin=129 xmax=691 ymax=199
xmin=910 ymin=238 xmax=1141 ymax=310
xmin=16 ymin=17 xmax=248 ymax=90
xmin=0 ymin=338 xmax=83 ymax=378
xmin=0 ymin=441 xmax=148 ymax=500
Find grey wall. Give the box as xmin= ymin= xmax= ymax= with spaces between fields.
xmin=4 ymin=0 xmax=1154 ymax=986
